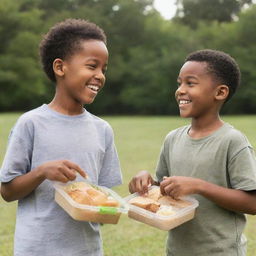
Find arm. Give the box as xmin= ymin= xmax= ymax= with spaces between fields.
xmin=1 ymin=160 xmax=86 ymax=202
xmin=160 ymin=176 xmax=256 ymax=215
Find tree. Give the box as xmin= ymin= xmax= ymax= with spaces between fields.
xmin=174 ymin=0 xmax=253 ymax=27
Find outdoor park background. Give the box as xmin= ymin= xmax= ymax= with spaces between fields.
xmin=1 ymin=0 xmax=256 ymax=255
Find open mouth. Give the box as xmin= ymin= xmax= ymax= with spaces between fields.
xmin=87 ymin=84 xmax=100 ymax=93
xmin=178 ymin=100 xmax=191 ymax=105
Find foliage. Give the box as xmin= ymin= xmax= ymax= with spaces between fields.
xmin=0 ymin=0 xmax=256 ymax=114
xmin=174 ymin=0 xmax=253 ymax=27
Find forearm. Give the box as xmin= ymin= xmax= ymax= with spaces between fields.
xmin=197 ymin=179 xmax=256 ymax=215
xmin=1 ymin=167 xmax=45 ymax=202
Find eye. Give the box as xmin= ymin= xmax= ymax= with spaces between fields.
xmin=86 ymin=64 xmax=96 ymax=69
xmin=187 ymin=80 xmax=196 ymax=86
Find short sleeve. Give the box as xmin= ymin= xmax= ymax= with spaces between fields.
xmin=0 ymin=118 xmax=33 ymax=183
xmin=228 ymin=145 xmax=256 ymax=191
xmin=98 ymin=124 xmax=122 ymax=188
xmin=155 ymin=134 xmax=171 ymax=182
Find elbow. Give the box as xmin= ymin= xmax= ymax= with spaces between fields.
xmin=0 ymin=184 xmax=16 ymax=202
xmin=244 ymin=205 xmax=256 ymax=215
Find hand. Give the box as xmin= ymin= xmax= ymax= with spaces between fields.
xmin=37 ymin=160 xmax=87 ymax=183
xmin=160 ymin=176 xmax=201 ymax=199
xmin=129 ymin=170 xmax=155 ymax=194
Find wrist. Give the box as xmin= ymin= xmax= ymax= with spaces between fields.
xmin=195 ymin=178 xmax=208 ymax=195
xmin=34 ymin=166 xmax=46 ymax=181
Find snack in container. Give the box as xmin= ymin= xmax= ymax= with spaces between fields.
xmin=54 ymin=180 xmax=128 ymax=224
xmin=124 ymin=186 xmax=199 ymax=230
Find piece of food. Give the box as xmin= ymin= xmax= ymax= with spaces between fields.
xmin=128 ymin=187 xmax=192 ymax=214
xmin=129 ymin=196 xmax=160 ymax=213
xmin=65 ymin=182 xmax=120 ymax=207
xmin=156 ymin=205 xmax=175 ymax=216
xmin=158 ymin=195 xmax=192 ymax=208
xmin=147 ymin=187 xmax=161 ymax=201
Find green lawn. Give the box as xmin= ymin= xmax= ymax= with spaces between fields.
xmin=0 ymin=114 xmax=256 ymax=255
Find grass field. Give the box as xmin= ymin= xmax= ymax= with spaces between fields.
xmin=0 ymin=113 xmax=256 ymax=255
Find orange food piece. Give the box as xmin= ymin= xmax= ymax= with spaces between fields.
xmin=65 ymin=182 xmax=119 ymax=207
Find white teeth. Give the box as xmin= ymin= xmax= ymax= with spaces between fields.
xmin=87 ymin=85 xmax=99 ymax=92
xmin=179 ymin=100 xmax=191 ymax=104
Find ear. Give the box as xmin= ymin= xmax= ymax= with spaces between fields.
xmin=215 ymin=85 xmax=229 ymax=101
xmin=53 ymin=58 xmax=65 ymax=78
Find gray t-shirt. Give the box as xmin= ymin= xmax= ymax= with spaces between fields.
xmin=0 ymin=104 xmax=122 ymax=256
xmin=155 ymin=123 xmax=256 ymax=256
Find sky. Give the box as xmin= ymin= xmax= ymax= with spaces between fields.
xmin=153 ymin=0 xmax=177 ymax=20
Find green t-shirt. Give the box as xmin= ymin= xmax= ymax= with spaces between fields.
xmin=155 ymin=123 xmax=256 ymax=256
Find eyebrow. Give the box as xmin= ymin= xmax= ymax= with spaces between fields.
xmin=185 ymin=75 xmax=198 ymax=79
xmin=177 ymin=75 xmax=198 ymax=80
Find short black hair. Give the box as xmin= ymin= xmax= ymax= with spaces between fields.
xmin=39 ymin=18 xmax=106 ymax=82
xmin=185 ymin=49 xmax=241 ymax=102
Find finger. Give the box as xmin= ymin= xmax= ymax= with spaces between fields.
xmin=56 ymin=173 xmax=69 ymax=183
xmin=160 ymin=180 xmax=166 ymax=195
xmin=61 ymin=166 xmax=77 ymax=181
xmin=64 ymin=160 xmax=87 ymax=178
xmin=160 ymin=178 xmax=171 ymax=195
xmin=129 ymin=181 xmax=136 ymax=194
xmin=161 ymin=177 xmax=171 ymax=186
xmin=141 ymin=179 xmax=150 ymax=194
xmin=134 ymin=178 xmax=143 ymax=194
xmin=170 ymin=190 xmax=180 ymax=200
xmin=163 ymin=183 xmax=175 ymax=196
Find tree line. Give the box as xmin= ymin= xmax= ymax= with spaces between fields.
xmin=0 ymin=0 xmax=256 ymax=115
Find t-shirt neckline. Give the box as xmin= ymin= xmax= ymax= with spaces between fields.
xmin=185 ymin=123 xmax=230 ymax=144
xmin=41 ymin=104 xmax=87 ymax=119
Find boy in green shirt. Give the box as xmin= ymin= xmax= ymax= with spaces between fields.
xmin=129 ymin=49 xmax=256 ymax=255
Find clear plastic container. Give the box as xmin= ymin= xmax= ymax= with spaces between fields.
xmin=54 ymin=181 xmax=128 ymax=224
xmin=124 ymin=186 xmax=199 ymax=231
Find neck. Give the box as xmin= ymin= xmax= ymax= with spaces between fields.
xmin=48 ymin=95 xmax=84 ymax=116
xmin=189 ymin=114 xmax=224 ymax=138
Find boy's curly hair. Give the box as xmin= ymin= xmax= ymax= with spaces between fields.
xmin=39 ymin=18 xmax=106 ymax=82
xmin=185 ymin=49 xmax=241 ymax=102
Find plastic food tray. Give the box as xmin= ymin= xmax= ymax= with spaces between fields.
xmin=54 ymin=181 xmax=128 ymax=224
xmin=124 ymin=186 xmax=199 ymax=231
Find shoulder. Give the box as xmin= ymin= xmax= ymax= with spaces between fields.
xmin=221 ymin=123 xmax=252 ymax=148
xmin=86 ymin=112 xmax=112 ymax=129
xmin=218 ymin=123 xmax=253 ymax=161
xmin=12 ymin=106 xmax=45 ymax=133
xmin=164 ymin=125 xmax=189 ymax=143
xmin=85 ymin=111 xmax=114 ymax=139
xmin=161 ymin=125 xmax=189 ymax=151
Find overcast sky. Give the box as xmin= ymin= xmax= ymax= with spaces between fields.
xmin=153 ymin=0 xmax=177 ymax=20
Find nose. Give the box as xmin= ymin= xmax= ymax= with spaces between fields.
xmin=175 ymin=83 xmax=186 ymax=97
xmin=94 ymin=69 xmax=105 ymax=83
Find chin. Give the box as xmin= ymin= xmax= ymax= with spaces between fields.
xmin=83 ymin=99 xmax=95 ymax=105
xmin=179 ymin=110 xmax=188 ymax=117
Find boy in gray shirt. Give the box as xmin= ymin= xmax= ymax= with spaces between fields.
xmin=129 ymin=49 xmax=256 ymax=255
xmin=0 ymin=19 xmax=122 ymax=256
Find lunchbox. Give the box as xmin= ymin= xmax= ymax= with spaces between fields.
xmin=124 ymin=186 xmax=199 ymax=231
xmin=54 ymin=181 xmax=128 ymax=224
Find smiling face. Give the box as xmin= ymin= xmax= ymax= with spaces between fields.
xmin=175 ymin=61 xmax=220 ymax=119
xmin=54 ymin=39 xmax=108 ymax=109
